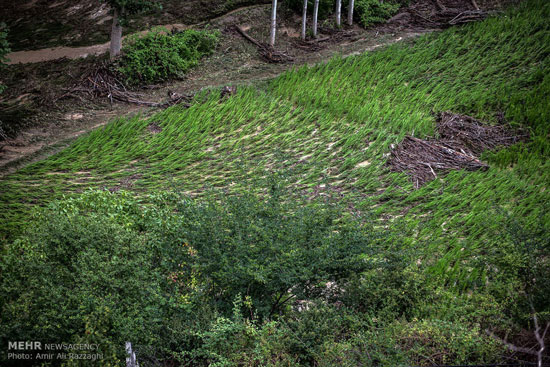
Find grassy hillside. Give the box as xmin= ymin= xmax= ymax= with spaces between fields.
xmin=2 ymin=0 xmax=548 ymax=242
xmin=0 ymin=0 xmax=549 ymax=364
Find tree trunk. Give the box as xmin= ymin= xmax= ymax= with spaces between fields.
xmin=336 ymin=0 xmax=342 ymax=27
xmin=348 ymin=0 xmax=355 ymax=26
xmin=110 ymin=7 xmax=123 ymax=59
xmin=312 ymin=0 xmax=320 ymax=38
xmin=301 ymin=0 xmax=308 ymax=40
xmin=269 ymin=0 xmax=277 ymax=46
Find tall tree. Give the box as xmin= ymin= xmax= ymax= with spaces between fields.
xmin=110 ymin=6 xmax=123 ymax=59
xmin=348 ymin=0 xmax=355 ymax=25
xmin=103 ymin=0 xmax=159 ymax=59
xmin=336 ymin=0 xmax=342 ymax=27
xmin=312 ymin=0 xmax=320 ymax=38
xmin=269 ymin=0 xmax=278 ymax=46
xmin=301 ymin=0 xmax=308 ymax=41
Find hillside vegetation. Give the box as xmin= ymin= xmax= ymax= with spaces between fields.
xmin=1 ymin=0 xmax=549 ymax=365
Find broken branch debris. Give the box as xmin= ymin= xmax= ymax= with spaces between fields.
xmin=231 ymin=25 xmax=294 ymax=64
xmin=388 ymin=112 xmax=528 ymax=188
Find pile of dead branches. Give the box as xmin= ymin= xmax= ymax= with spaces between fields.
xmin=319 ymin=27 xmax=358 ymax=42
xmin=410 ymin=8 xmax=487 ymax=27
xmin=231 ymin=25 xmax=294 ymax=63
xmin=62 ymin=61 xmax=193 ymax=108
xmin=388 ymin=112 xmax=528 ymax=188
xmin=388 ymin=0 xmax=489 ymax=29
xmin=292 ymin=39 xmax=326 ymax=52
xmin=63 ymin=61 xmax=152 ymax=106
xmin=293 ymin=29 xmax=358 ymax=52
xmin=437 ymin=111 xmax=526 ymax=155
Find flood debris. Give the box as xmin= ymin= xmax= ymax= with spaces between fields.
xmin=147 ymin=122 xmax=163 ymax=134
xmin=387 ymin=0 xmax=490 ymax=30
xmin=62 ymin=61 xmax=156 ymax=106
xmin=292 ymin=28 xmax=358 ymax=52
xmin=62 ymin=61 xmax=193 ymax=108
xmin=230 ymin=25 xmax=294 ymax=63
xmin=388 ymin=112 xmax=528 ymax=188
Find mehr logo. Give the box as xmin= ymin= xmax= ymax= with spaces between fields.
xmin=8 ymin=341 xmax=42 ymax=350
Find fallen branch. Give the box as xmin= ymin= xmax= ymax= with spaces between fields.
xmin=407 ymin=5 xmax=488 ymax=28
xmin=448 ymin=10 xmax=487 ymax=25
xmin=486 ymin=311 xmax=549 ymax=367
xmin=232 ymin=25 xmax=294 ymax=63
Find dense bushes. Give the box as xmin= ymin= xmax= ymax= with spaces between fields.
xmin=118 ymin=27 xmax=219 ymax=84
xmin=0 ymin=185 xmax=379 ymax=365
xmin=0 ymin=184 xmax=514 ymax=366
xmin=0 ymin=191 xmax=167 ymax=366
xmin=355 ymin=0 xmax=401 ymax=27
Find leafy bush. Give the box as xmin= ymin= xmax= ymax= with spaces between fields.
xmin=392 ymin=319 xmax=503 ymax=366
xmin=143 ymin=179 xmax=380 ymax=320
xmin=118 ymin=27 xmax=219 ymax=84
xmin=0 ymin=191 xmax=167 ymax=366
xmin=0 ymin=183 xmax=381 ymax=365
xmin=355 ymin=0 xmax=401 ymax=27
xmin=185 ymin=298 xmax=300 ymax=366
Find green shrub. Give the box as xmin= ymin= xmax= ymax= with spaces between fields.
xmin=0 ymin=183 xmax=381 ymax=365
xmin=185 ymin=297 xmax=299 ymax=366
xmin=316 ymin=326 xmax=409 ymax=367
xmin=118 ymin=27 xmax=219 ymax=85
xmin=355 ymin=0 xmax=402 ymax=27
xmin=341 ymin=262 xmax=428 ymax=320
xmin=0 ymin=191 xmax=167 ymax=365
xmin=143 ymin=181 xmax=379 ymax=320
xmin=391 ymin=319 xmax=503 ymax=366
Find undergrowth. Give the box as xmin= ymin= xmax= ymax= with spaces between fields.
xmin=355 ymin=0 xmax=402 ymax=27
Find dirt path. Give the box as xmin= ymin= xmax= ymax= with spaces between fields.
xmin=0 ymin=3 xmax=430 ymax=177
xmin=6 ymin=24 xmax=188 ymax=64
xmin=5 ymin=4 xmax=267 ymax=65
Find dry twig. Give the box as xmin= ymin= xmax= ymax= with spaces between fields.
xmin=232 ymin=25 xmax=294 ymax=63
xmin=61 ymin=61 xmax=193 ymax=108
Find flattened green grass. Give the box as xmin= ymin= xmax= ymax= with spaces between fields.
xmin=2 ymin=0 xmax=549 ymax=288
